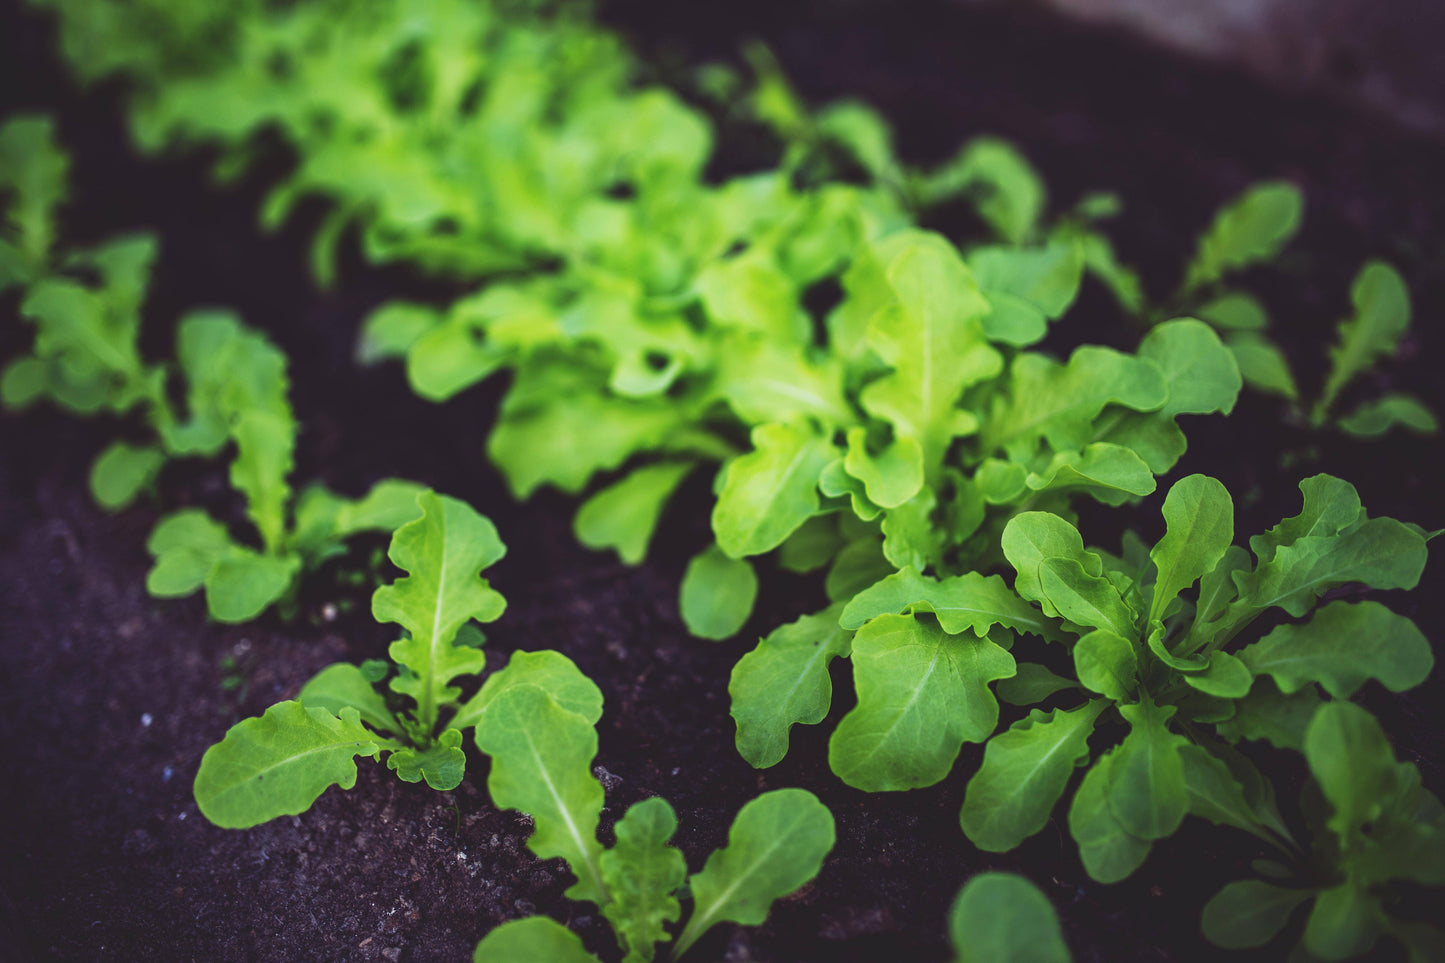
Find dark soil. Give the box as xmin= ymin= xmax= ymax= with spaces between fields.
xmin=1 ymin=1 xmax=1442 ymax=961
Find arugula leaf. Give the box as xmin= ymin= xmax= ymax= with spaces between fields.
xmin=1068 ymin=749 xmax=1152 ymax=882
xmin=673 ymin=788 xmax=835 ymax=957
xmin=960 ymin=701 xmax=1105 ymax=851
xmin=1337 ymin=393 xmax=1437 ymax=438
xmin=1314 ymin=261 xmax=1411 ymax=422
xmin=0 ymin=114 xmax=68 ymax=287
xmin=1237 ymin=600 xmax=1432 ymax=698
xmin=1148 ymin=474 xmax=1233 ymax=622
xmin=916 ymin=137 xmax=1045 ymax=242
xmin=948 ymin=872 xmax=1072 ymax=963
xmin=841 ymin=568 xmax=1052 ymax=639
xmin=1201 ymin=880 xmax=1311 ymax=949
xmin=1107 ymin=696 xmax=1191 ymax=841
xmin=1182 ymin=181 xmax=1302 ymax=294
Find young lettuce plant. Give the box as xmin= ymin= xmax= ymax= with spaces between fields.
xmin=1202 ymin=701 xmax=1444 ymax=960
xmin=725 ymin=230 xmax=1242 ymax=786
xmin=469 ymin=654 xmax=836 ymax=963
xmin=193 ymin=490 xmax=506 ymax=827
xmin=946 ymin=473 xmax=1431 ymax=887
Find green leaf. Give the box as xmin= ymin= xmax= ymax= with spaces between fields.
xmin=1096 ymin=321 xmax=1242 ymax=474
xmin=995 ymin=663 xmax=1078 ymax=705
xmin=372 ymin=492 xmax=506 ymax=732
xmin=1227 ymin=333 xmax=1298 ymax=401
xmin=1232 ymin=516 xmax=1427 ymax=621
xmin=1317 ymin=261 xmax=1411 ymax=419
xmin=473 ymin=917 xmax=600 ymax=963
xmin=1023 ymin=443 xmax=1156 ymax=504
xmin=89 ymin=441 xmax=164 ymax=510
xmin=1107 ymin=697 xmax=1189 ymax=841
xmin=0 ymin=115 xmax=68 ymax=278
xmin=1197 ymin=292 xmax=1269 ymax=331
xmin=1303 ymin=701 xmax=1415 ymax=845
xmin=1237 ymin=600 xmax=1432 ymax=699
xmin=206 ymin=550 xmax=298 ymax=623
xmin=576 ymin=462 xmax=693 ymax=565
xmin=473 ymin=684 xmax=608 ymax=905
xmin=1069 ymin=750 xmax=1152 ymax=883
xmin=880 ymin=488 xmax=945 ymax=571
xmin=713 ymin=423 xmax=835 ymax=558
xmin=1039 ymin=557 xmax=1135 ymax=637
xmin=1249 ymin=474 xmax=1363 ymax=566
xmin=388 ymin=727 xmax=466 ymax=790
xmin=729 ymin=605 xmax=853 ymax=768
xmin=1337 ymin=393 xmax=1437 ymax=438
xmin=1073 ymin=630 xmax=1137 ymax=701
xmin=1000 ymin=512 xmax=1104 ymax=617
xmin=487 ymin=363 xmax=683 ymax=498
xmin=1201 ymin=880 xmax=1311 ymax=949
xmin=228 ymin=408 xmax=296 ymax=555
xmin=600 ymin=798 xmax=687 ymax=963
xmin=1183 ymin=181 xmax=1302 ymax=293
xmin=842 ymin=428 xmax=924 ymax=509
xmin=193 ymin=702 xmax=385 ymax=829
xmin=356 ymin=301 xmax=439 ymax=365
xmin=858 ymin=233 xmax=1001 ymax=471
xmin=1304 ymin=882 xmax=1380 ymax=961
xmin=679 ymin=545 xmax=757 ymax=640
xmin=1216 ymin=679 xmax=1322 ymax=751
xmin=453 ymin=649 xmax=603 ymax=733
xmin=983 ymin=345 xmax=1166 ymax=461
xmin=673 ymin=789 xmax=835 ymax=957
xmin=961 ymin=701 xmax=1106 ymax=851
xmin=970 ymin=240 xmax=1084 ymax=347
xmin=145 ymin=509 xmax=234 ymax=598
xmin=1182 ymin=651 xmax=1253 ymax=698
xmin=841 ymin=569 xmax=1054 ymax=640
xmin=298 ymin=663 xmax=401 ymax=735
xmin=918 ymin=137 xmax=1045 ymax=242
xmin=1178 ymin=744 xmax=1275 ymax=841
xmin=1149 ymin=474 xmax=1234 ymax=623
xmin=829 ymin=614 xmax=1014 ymax=791
xmin=947 ymin=872 xmax=1071 ymax=963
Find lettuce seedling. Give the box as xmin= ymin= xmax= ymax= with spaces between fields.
xmin=948 ymin=473 xmax=1430 ymax=881
xmin=470 ymin=653 xmax=835 ymax=962
xmin=193 ymin=490 xmax=506 ymax=827
xmin=1202 ymin=702 xmax=1444 ymax=960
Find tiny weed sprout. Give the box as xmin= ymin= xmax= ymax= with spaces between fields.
xmin=194 ymin=490 xmax=506 ymax=826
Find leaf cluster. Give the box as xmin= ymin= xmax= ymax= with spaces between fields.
xmin=194 ymin=490 xmax=508 ymax=825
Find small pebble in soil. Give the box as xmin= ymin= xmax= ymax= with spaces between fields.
xmin=513 ymin=899 xmax=535 ymax=915
xmin=140 ymin=713 xmax=152 ymax=727
xmin=592 ymin=765 xmax=623 ymax=791
xmin=162 ymin=766 xmax=173 ymax=782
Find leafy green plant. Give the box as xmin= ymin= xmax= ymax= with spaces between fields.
xmin=470 ymin=660 xmax=835 ymax=962
xmin=1202 ymin=701 xmax=1444 ymax=960
xmin=193 ymin=490 xmax=505 ymax=826
xmin=949 ymin=473 xmax=1430 ymax=879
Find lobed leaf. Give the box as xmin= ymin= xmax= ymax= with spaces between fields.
xmin=193 ymin=702 xmax=386 ymax=829
xmin=829 ymin=614 xmax=1014 ymax=791
xmin=712 ymin=422 xmax=835 ymax=558
xmin=600 ymin=798 xmax=687 ymax=963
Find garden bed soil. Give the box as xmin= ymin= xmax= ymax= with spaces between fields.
xmin=1 ymin=1 xmax=1442 ymax=960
